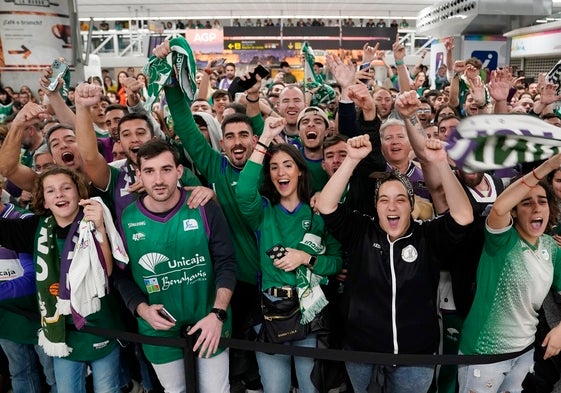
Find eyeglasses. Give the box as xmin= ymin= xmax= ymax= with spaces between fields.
xmin=33 ymin=163 xmax=55 ymax=172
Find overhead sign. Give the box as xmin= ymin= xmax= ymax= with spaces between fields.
xmin=185 ymin=29 xmax=224 ymax=53
xmin=224 ymin=40 xmax=281 ymax=50
xmin=282 ymin=27 xmax=340 ymax=50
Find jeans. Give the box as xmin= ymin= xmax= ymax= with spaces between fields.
xmin=0 ymin=339 xmax=56 ymax=393
xmin=53 ymin=344 xmax=120 ymax=393
xmin=345 ymin=362 xmax=434 ymax=393
xmin=255 ymin=333 xmax=318 ymax=393
xmin=152 ymin=349 xmax=229 ymax=393
xmin=458 ymin=348 xmax=534 ymax=393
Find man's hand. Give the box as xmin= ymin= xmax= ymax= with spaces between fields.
xmin=468 ymin=75 xmax=486 ymax=107
xmin=152 ymin=40 xmax=171 ymax=59
xmin=488 ymin=69 xmax=511 ymax=102
xmin=75 ymin=82 xmax=103 ymax=109
xmin=185 ymin=186 xmax=215 ymax=209
xmin=39 ymin=61 xmax=65 ymax=96
xmin=540 ymin=82 xmax=561 ymax=106
xmin=11 ymin=103 xmax=48 ymax=129
xmin=188 ymin=313 xmax=223 ymax=358
xmin=124 ymin=77 xmax=144 ymax=106
xmin=326 ymin=53 xmax=356 ymax=89
xmin=395 ymin=90 xmax=421 ymax=118
xmin=392 ymin=34 xmax=406 ymax=62
xmin=128 ymin=179 xmax=146 ymax=194
xmin=261 ymin=116 xmax=286 ymax=141
xmin=444 ymin=36 xmax=454 ymax=52
xmin=136 ymin=303 xmax=176 ymax=331
xmin=348 ymin=84 xmax=375 ymax=114
xmin=453 ymin=60 xmax=466 ymax=74
xmin=362 ymin=42 xmax=380 ymax=64
xmin=346 ymin=134 xmax=372 ymax=161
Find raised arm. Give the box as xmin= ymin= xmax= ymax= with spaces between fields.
xmin=394 ymin=91 xmax=448 ymax=213
xmin=392 ymin=34 xmax=412 ymax=93
xmin=488 ymin=154 xmax=561 ymax=230
xmin=316 ymin=134 xmax=372 ymax=215
xmin=74 ymin=83 xmax=111 ymax=189
xmin=0 ymin=104 xmax=45 ymax=191
xmin=422 ymin=138 xmax=472 ymax=225
xmin=39 ymin=65 xmax=76 ymax=125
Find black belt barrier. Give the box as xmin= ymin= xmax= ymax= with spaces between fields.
xmin=9 ymin=309 xmax=532 ymax=393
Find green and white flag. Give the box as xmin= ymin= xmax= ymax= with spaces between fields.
xmin=302 ymin=41 xmax=323 ymax=84
xmin=143 ymin=36 xmax=197 ymax=112
xmin=446 ymin=114 xmax=561 ymax=172
xmin=301 ymin=41 xmax=336 ymax=107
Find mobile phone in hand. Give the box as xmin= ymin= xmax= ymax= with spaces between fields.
xmin=237 ymin=65 xmax=271 ymax=91
xmin=158 ymin=307 xmax=177 ymax=323
xmin=266 ymin=244 xmax=288 ymax=261
xmin=47 ymin=59 xmax=69 ymax=92
xmin=359 ymin=62 xmax=371 ymax=84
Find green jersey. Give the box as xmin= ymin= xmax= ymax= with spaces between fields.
xmin=121 ymin=191 xmax=234 ymax=364
xmin=460 ymin=224 xmax=561 ymax=355
xmin=165 ymin=86 xmax=261 ymax=284
xmin=235 ymin=160 xmax=342 ymax=290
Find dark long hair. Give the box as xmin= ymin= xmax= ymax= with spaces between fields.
xmin=260 ymin=143 xmax=312 ymax=205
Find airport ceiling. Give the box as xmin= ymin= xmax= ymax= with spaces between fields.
xmin=75 ymin=0 xmax=437 ymax=21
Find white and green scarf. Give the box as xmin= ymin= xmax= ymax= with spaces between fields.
xmin=142 ymin=36 xmax=197 ymax=112
xmin=296 ymin=232 xmax=328 ymax=324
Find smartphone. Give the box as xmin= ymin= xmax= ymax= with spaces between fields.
xmin=237 ymin=65 xmax=271 ymax=91
xmin=266 ymin=244 xmax=288 ymax=261
xmin=158 ymin=307 xmax=177 ymax=323
xmin=47 ymin=59 xmax=68 ymax=92
xmin=213 ymin=58 xmax=226 ymax=67
xmin=359 ymin=62 xmax=371 ymax=84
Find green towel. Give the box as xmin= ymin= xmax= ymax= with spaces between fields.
xmin=143 ymin=36 xmax=197 ymax=112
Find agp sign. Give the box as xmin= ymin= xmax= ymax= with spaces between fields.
xmin=185 ymin=28 xmax=224 ymax=53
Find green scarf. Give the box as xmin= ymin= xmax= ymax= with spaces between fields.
xmin=143 ymin=36 xmax=197 ymax=112
xmin=35 ymin=214 xmax=79 ymax=357
xmin=295 ymin=232 xmax=328 ymax=324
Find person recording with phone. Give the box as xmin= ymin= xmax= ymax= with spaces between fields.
xmin=234 ymin=116 xmax=342 ymax=393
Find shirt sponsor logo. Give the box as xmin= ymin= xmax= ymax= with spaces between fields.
xmin=132 ymin=232 xmax=146 ymax=241
xmin=144 ymin=277 xmax=161 ymax=293
xmin=128 ymin=221 xmax=146 ymax=228
xmin=183 ymin=219 xmax=199 ymax=231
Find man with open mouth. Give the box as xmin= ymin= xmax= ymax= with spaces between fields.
xmin=296 ymin=106 xmax=331 ymax=192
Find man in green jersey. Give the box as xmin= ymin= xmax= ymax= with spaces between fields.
xmin=120 ymin=139 xmax=236 ymax=393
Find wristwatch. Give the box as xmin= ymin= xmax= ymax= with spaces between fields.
xmin=210 ymin=308 xmax=227 ymax=322
xmin=307 ymin=255 xmax=318 ymax=270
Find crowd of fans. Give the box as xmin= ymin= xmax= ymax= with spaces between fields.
xmin=0 ymin=32 xmax=561 ymax=393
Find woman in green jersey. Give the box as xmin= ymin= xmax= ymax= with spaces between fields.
xmin=459 ymin=154 xmax=561 ymax=393
xmin=236 ymin=116 xmax=342 ymax=393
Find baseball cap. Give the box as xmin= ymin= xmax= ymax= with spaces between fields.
xmin=297 ymin=106 xmax=329 ymax=128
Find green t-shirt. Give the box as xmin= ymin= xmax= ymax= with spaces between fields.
xmin=166 ymin=86 xmax=261 ymax=284
xmin=235 ymin=160 xmax=342 ymax=290
xmin=460 ymin=224 xmax=561 ymax=355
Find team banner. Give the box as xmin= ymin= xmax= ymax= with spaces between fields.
xmin=446 ymin=114 xmax=561 ymax=172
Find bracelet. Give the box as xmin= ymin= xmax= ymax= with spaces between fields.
xmin=395 ymin=60 xmax=404 ymax=66
xmin=245 ymin=94 xmax=260 ymax=103
xmin=268 ymin=109 xmax=275 ymax=117
xmin=256 ymin=141 xmax=269 ymax=150
xmin=477 ymin=103 xmax=487 ymax=109
xmin=203 ymin=68 xmax=213 ymax=75
xmin=532 ymin=168 xmax=542 ymax=181
xmin=254 ymin=148 xmax=270 ymax=156
xmin=521 ymin=178 xmax=536 ymax=189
